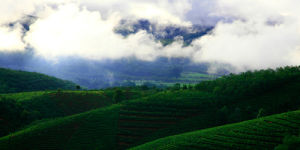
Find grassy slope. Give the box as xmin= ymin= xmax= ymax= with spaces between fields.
xmin=117 ymin=79 xmax=300 ymax=149
xmin=0 ymin=105 xmax=121 ymax=150
xmin=0 ymin=85 xmax=299 ymax=150
xmin=0 ymin=67 xmax=299 ymax=149
xmin=0 ymin=67 xmax=76 ymax=93
xmin=275 ymin=134 xmax=300 ymax=149
xmin=0 ymin=90 xmax=211 ymax=150
xmin=0 ymin=91 xmax=45 ymax=101
xmin=0 ymin=91 xmax=114 ymax=137
xmin=116 ymin=91 xmax=214 ymax=149
xmin=131 ymin=110 xmax=300 ymax=150
xmin=131 ymin=72 xmax=217 ymax=87
xmin=18 ymin=91 xmax=113 ymax=116
xmin=0 ymin=88 xmax=158 ymax=138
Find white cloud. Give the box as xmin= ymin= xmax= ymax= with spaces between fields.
xmin=0 ymin=0 xmax=195 ymax=59
xmin=0 ymin=0 xmax=37 ymax=51
xmin=24 ymin=4 xmax=196 ymax=61
xmin=79 ymin=0 xmax=192 ymax=25
xmin=0 ymin=0 xmax=76 ymax=52
xmin=0 ymin=24 xmax=26 ymax=51
xmin=0 ymin=0 xmax=37 ymax=24
xmin=1 ymin=0 xmax=300 ymax=72
xmin=25 ymin=4 xmax=124 ymax=60
xmin=191 ymin=0 xmax=300 ymax=71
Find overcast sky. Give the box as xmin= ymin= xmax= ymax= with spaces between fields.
xmin=0 ymin=0 xmax=300 ymax=72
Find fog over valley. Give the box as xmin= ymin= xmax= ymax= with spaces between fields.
xmin=1 ymin=1 xmax=300 ymax=150
xmin=1 ymin=0 xmax=300 ymax=88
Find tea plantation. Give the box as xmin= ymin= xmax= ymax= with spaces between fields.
xmin=131 ymin=110 xmax=300 ymax=150
xmin=0 ymin=66 xmax=299 ymax=149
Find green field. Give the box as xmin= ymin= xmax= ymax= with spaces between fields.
xmin=0 ymin=91 xmax=114 ymax=137
xmin=180 ymin=72 xmax=218 ymax=79
xmin=129 ymin=72 xmax=218 ymax=87
xmin=0 ymin=91 xmax=46 ymax=101
xmin=131 ymin=110 xmax=300 ymax=150
xmin=0 ymin=105 xmax=121 ymax=150
xmin=0 ymin=89 xmax=159 ymax=137
xmin=0 ymin=85 xmax=299 ymax=150
xmin=0 ymin=66 xmax=299 ymax=149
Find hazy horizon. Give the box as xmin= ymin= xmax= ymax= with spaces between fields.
xmin=1 ymin=0 xmax=300 ymax=82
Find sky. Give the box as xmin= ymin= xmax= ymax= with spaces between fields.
xmin=0 ymin=0 xmax=300 ymax=72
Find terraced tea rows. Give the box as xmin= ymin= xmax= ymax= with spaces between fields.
xmin=0 ymin=105 xmax=121 ymax=150
xmin=131 ymin=110 xmax=300 ymax=150
xmin=117 ymin=101 xmax=204 ymax=149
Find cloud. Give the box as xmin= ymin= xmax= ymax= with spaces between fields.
xmin=1 ymin=0 xmax=196 ymax=59
xmin=0 ymin=24 xmax=26 ymax=51
xmin=0 ymin=0 xmax=37 ymax=24
xmin=190 ymin=0 xmax=300 ymax=71
xmin=1 ymin=0 xmax=300 ymax=73
xmin=24 ymin=3 xmax=196 ymax=61
xmin=79 ymin=0 xmax=192 ymax=25
xmin=186 ymin=0 xmax=222 ymax=25
xmin=24 ymin=4 xmax=154 ymax=60
xmin=0 ymin=0 xmax=36 ymax=51
xmin=0 ymin=0 xmax=76 ymax=52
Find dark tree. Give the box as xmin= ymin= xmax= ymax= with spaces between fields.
xmin=113 ymin=89 xmax=123 ymax=103
xmin=172 ymin=83 xmax=181 ymax=91
xmin=257 ymin=108 xmax=265 ymax=118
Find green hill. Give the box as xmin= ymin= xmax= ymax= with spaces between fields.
xmin=0 ymin=67 xmax=77 ymax=93
xmin=0 ymin=66 xmax=299 ymax=149
xmin=0 ymin=88 xmax=158 ymax=138
xmin=0 ymin=104 xmax=121 ymax=150
xmin=115 ymin=66 xmax=300 ymax=149
xmin=131 ymin=110 xmax=300 ymax=150
xmin=0 ymin=87 xmax=299 ymax=150
xmin=0 ymin=91 xmax=114 ymax=137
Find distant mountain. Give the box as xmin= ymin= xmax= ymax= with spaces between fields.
xmin=0 ymin=67 xmax=76 ymax=93
xmin=0 ymin=19 xmax=219 ymax=89
xmin=40 ymin=57 xmax=226 ymax=89
xmin=115 ymin=19 xmax=214 ymax=45
xmin=0 ymin=53 xmax=227 ymax=89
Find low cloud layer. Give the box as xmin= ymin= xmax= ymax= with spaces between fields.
xmin=0 ymin=0 xmax=300 ymax=72
xmin=192 ymin=0 xmax=300 ymax=71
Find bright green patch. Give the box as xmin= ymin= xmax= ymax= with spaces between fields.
xmin=131 ymin=110 xmax=300 ymax=150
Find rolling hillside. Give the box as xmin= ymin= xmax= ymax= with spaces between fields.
xmin=0 ymin=88 xmax=158 ymax=138
xmin=1 ymin=105 xmax=299 ymax=150
xmin=131 ymin=110 xmax=300 ymax=150
xmin=0 ymin=66 xmax=299 ymax=149
xmin=0 ymin=105 xmax=121 ymax=150
xmin=0 ymin=86 xmax=299 ymax=150
xmin=0 ymin=91 xmax=114 ymax=137
xmin=0 ymin=67 xmax=77 ymax=93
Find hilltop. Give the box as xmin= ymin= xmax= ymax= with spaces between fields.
xmin=0 ymin=68 xmax=77 ymax=93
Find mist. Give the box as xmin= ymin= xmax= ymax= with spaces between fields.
xmin=0 ymin=0 xmax=299 ymax=79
